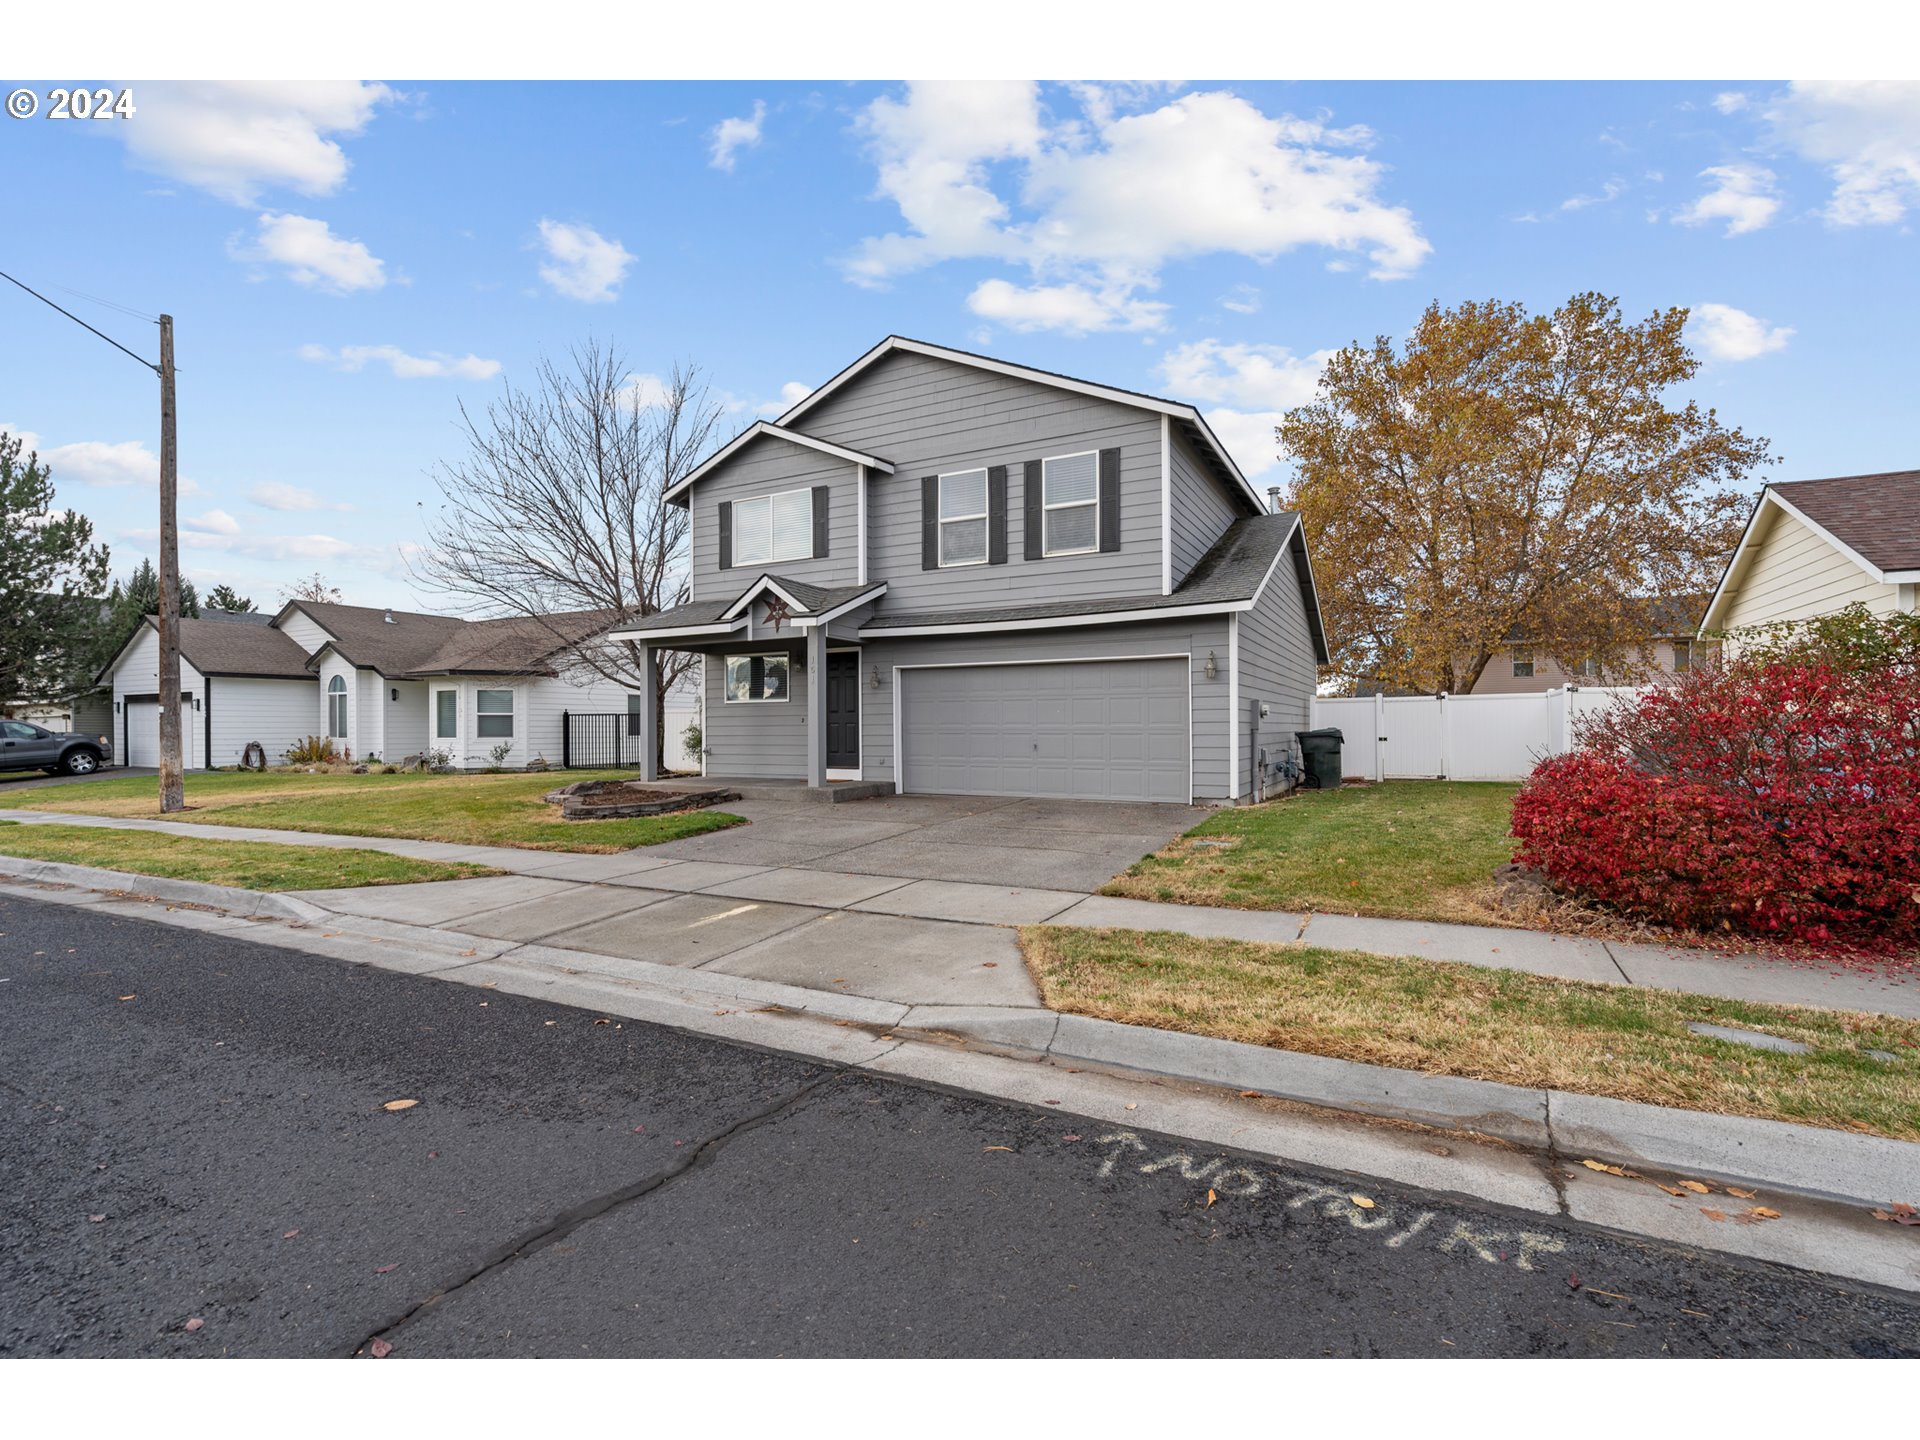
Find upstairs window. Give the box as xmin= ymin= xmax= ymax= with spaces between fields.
xmin=1511 ymin=648 xmax=1534 ymax=679
xmin=1671 ymin=640 xmax=1693 ymax=673
xmin=1042 ymin=451 xmax=1099 ymax=556
xmin=938 ymin=469 xmax=989 ymax=567
xmin=733 ymin=488 xmax=813 ymax=566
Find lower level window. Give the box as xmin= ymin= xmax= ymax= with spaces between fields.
xmin=327 ymin=675 xmax=348 ymax=737
xmin=1671 ymin=640 xmax=1692 ymax=673
xmin=724 ymin=653 xmax=789 ymax=703
xmin=435 ymin=690 xmax=457 ymax=739
xmin=1511 ymin=648 xmax=1533 ymax=679
xmin=475 ymin=688 xmax=514 ymax=737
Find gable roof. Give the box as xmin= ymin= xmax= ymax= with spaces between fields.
xmin=281 ymin=599 xmax=620 ymax=678
xmin=777 ymin=335 xmax=1266 ymax=512
xmin=662 ymin=422 xmax=895 ymax=504
xmin=99 ymin=614 xmax=318 ymax=683
xmin=610 ymin=576 xmax=886 ymax=640
xmin=1701 ymin=469 xmax=1920 ymax=632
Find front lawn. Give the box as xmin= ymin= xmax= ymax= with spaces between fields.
xmin=0 ymin=822 xmax=500 ymax=891
xmin=1107 ymin=780 xmax=1518 ymax=922
xmin=1022 ymin=925 xmax=1920 ymax=1140
xmin=16 ymin=770 xmax=744 ymax=853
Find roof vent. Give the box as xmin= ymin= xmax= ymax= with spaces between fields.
xmin=383 ymin=608 xmax=394 ymax=624
xmin=1266 ymin=486 xmax=1282 ymax=513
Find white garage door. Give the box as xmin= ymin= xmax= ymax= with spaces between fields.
xmin=900 ymin=659 xmax=1189 ymax=802
xmin=124 ymin=697 xmax=198 ymax=769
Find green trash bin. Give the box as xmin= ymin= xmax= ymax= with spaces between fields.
xmin=1295 ymin=727 xmax=1344 ymax=790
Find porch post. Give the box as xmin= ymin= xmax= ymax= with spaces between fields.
xmin=805 ymin=626 xmax=827 ymax=788
xmin=638 ymin=642 xmax=660 ymax=782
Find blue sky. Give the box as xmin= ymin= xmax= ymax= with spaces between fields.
xmin=3 ymin=78 xmax=1916 ymax=609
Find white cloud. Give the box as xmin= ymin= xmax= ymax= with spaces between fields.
xmin=847 ymin=83 xmax=1428 ymax=330
xmin=1219 ymin=284 xmax=1262 ymax=315
xmin=1712 ymin=92 xmax=1751 ymax=115
xmin=1762 ymin=81 xmax=1920 ymax=225
xmin=1559 ymin=178 xmax=1627 ymax=211
xmin=299 ymin=343 xmax=501 ymax=380
xmin=535 ymin=219 xmax=634 ymax=303
xmin=133 ymin=525 xmax=367 ymax=563
xmin=232 ymin=212 xmax=386 ymax=292
xmin=116 ymin=81 xmax=394 ymax=204
xmin=709 ymin=100 xmax=766 ymax=171
xmin=1672 ymin=164 xmax=1781 ymax=236
xmin=778 ymin=381 xmax=813 ymax=408
xmin=966 ymin=278 xmax=1168 ymax=334
xmin=250 ymin=480 xmax=351 ymax=513
xmin=1686 ymin=303 xmax=1794 ymax=362
xmin=1156 ymin=340 xmax=1331 ymax=480
xmin=185 ymin=508 xmax=241 ymax=535
xmin=4 ymin=427 xmax=207 ymax=497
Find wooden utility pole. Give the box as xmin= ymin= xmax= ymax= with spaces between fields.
xmin=156 ymin=314 xmax=184 ymax=813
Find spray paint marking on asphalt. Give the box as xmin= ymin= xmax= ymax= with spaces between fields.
xmin=1093 ymin=1132 xmax=1566 ymax=1272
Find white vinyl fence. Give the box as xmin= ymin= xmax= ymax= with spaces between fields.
xmin=1310 ymin=686 xmax=1644 ymax=782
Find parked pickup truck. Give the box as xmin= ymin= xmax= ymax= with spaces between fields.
xmin=0 ymin=719 xmax=113 ymax=775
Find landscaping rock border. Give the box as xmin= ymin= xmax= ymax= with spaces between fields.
xmin=541 ymin=779 xmax=740 ymax=820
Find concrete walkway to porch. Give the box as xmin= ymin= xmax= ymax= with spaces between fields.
xmin=4 ymin=802 xmax=1916 ymax=1019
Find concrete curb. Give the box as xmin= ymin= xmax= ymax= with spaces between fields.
xmin=0 ymin=855 xmax=330 ymax=923
xmin=5 ymin=862 xmax=1916 ymax=1214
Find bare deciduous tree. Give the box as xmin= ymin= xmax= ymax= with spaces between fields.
xmin=410 ymin=340 xmax=724 ymax=760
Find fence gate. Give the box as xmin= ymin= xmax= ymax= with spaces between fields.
xmin=1310 ymin=686 xmax=1644 ymax=782
xmin=561 ymin=711 xmax=637 ymax=770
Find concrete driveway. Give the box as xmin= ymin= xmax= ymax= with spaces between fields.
xmin=635 ymin=792 xmax=1210 ymax=893
xmin=0 ymin=765 xmax=152 ymax=794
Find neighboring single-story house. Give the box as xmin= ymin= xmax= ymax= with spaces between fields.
xmin=97 ymin=600 xmax=671 ymax=771
xmin=613 ymin=335 xmax=1328 ymax=804
xmin=1701 ymin=469 xmax=1919 ymax=642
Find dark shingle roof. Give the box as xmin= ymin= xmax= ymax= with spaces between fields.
xmin=202 ymin=608 xmax=274 ymax=627
xmin=287 ymin=599 xmax=621 ymax=677
xmin=613 ymin=577 xmax=883 ymax=635
xmin=612 ymin=598 xmax=737 ymax=634
xmin=170 ymin=616 xmax=317 ymax=679
xmin=1770 ymin=470 xmax=1920 ymax=574
xmin=862 ymin=512 xmax=1301 ymax=631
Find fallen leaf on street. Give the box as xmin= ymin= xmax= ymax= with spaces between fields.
xmin=1748 ymin=1207 xmax=1781 ymax=1221
xmin=1350 ymin=1194 xmax=1376 ymax=1209
xmin=1124 ymin=1103 xmax=1138 ymax=1111
xmin=1679 ymin=1180 xmax=1711 ymax=1194
xmin=1239 ymin=1090 xmax=1263 ymax=1099
xmin=593 ymin=1018 xmax=611 ymax=1026
xmin=1726 ymin=1186 xmax=1757 ymax=1199
xmin=1700 ymin=1208 xmax=1728 ymax=1222
xmin=1206 ymin=1189 xmax=1217 ymax=1207
xmin=981 ymin=962 xmax=997 ymax=968
xmin=1566 ymin=1272 xmax=1581 ymax=1290
xmin=1848 ymin=1120 xmax=1875 ymax=1133
xmin=183 ymin=1317 xmax=204 ymax=1333
xmin=1581 ymin=1159 xmax=1628 ymax=1177
xmin=282 ymin=1229 xmax=300 ymax=1239
xmin=543 ymin=1020 xmax=557 ymax=1027
xmin=1062 ymin=1134 xmax=1081 ymax=1142
xmin=1656 ymin=1184 xmax=1685 ymax=1196
xmin=982 ymin=1146 xmax=1013 ymax=1153
xmin=117 ymin=994 xmax=135 ymax=1001
xmin=87 ymin=1214 xmax=105 ymax=1223
xmin=374 ymin=1264 xmax=397 ymax=1274
xmin=382 ymin=1099 xmax=418 ymax=1112
xmin=1869 ymin=1203 xmax=1918 ymax=1226
xmin=369 ymin=1337 xmax=393 ymax=1359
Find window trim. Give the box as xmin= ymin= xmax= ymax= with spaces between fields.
xmin=1511 ymin=648 xmax=1534 ymax=679
xmin=326 ymin=674 xmax=348 ymax=738
xmin=722 ymin=652 xmax=792 ymax=705
xmin=474 ymin=687 xmax=515 ymax=739
xmin=433 ymin=687 xmax=458 ymax=741
xmin=1041 ymin=449 xmax=1101 ymax=558
xmin=936 ymin=467 xmax=990 ymax=569
xmin=731 ymin=486 xmax=816 ymax=567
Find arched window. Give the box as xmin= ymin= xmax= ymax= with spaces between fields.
xmin=327 ymin=675 xmax=348 ymax=739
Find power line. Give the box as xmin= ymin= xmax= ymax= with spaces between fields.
xmin=54 ymin=283 xmax=158 ymax=324
xmin=0 ymin=266 xmax=158 ymax=373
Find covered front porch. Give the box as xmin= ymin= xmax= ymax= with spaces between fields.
xmin=613 ymin=574 xmax=885 ymax=791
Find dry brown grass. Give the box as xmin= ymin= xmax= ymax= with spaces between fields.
xmin=1021 ymin=925 xmax=1920 ymax=1140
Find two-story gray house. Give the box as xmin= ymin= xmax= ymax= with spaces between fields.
xmin=615 ymin=337 xmax=1327 ymax=805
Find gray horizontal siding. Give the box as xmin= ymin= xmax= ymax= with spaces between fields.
xmin=797 ymin=350 xmax=1166 ymax=609
xmin=689 ymin=437 xmax=859 ymax=602
xmin=1168 ymin=424 xmax=1243 ymax=587
xmin=860 ymin=616 xmax=1233 ymax=800
xmin=699 ymin=639 xmax=808 ymax=778
xmin=1235 ymin=545 xmax=1318 ymax=797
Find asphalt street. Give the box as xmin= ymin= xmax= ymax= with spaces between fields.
xmin=3 ymin=892 xmax=1915 ymax=1358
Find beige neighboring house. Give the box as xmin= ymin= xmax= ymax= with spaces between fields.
xmin=1700 ymin=469 xmax=1920 ymax=644
xmin=1463 ymin=596 xmax=1715 ymax=695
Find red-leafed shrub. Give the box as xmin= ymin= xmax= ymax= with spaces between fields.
xmin=1510 ymin=646 xmax=1920 ymax=952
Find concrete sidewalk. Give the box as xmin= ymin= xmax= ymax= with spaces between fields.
xmin=4 ymin=806 xmax=1916 ymax=1018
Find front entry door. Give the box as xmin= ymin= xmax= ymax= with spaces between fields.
xmin=825 ymin=651 xmax=860 ymax=770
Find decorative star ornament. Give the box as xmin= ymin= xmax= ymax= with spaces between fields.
xmin=763 ymin=596 xmax=792 ymax=632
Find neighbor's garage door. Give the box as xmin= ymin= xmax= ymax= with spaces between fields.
xmin=124 ymin=696 xmax=197 ymax=769
xmin=901 ymin=659 xmax=1188 ymax=802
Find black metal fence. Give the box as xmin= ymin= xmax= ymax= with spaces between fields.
xmin=561 ymin=711 xmax=639 ymax=770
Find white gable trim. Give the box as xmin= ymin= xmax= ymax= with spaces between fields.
xmin=663 ymin=422 xmax=895 ymax=504
xmin=719 ymin=574 xmax=811 ymax=622
xmin=1699 ymin=487 xmax=1916 ymax=635
xmin=778 ymin=336 xmax=1264 ymax=512
xmin=605 ymin=618 xmax=748 ymax=644
xmin=1767 ymin=488 xmax=1920 ymax=585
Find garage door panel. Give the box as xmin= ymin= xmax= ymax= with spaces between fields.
xmin=901 ymin=659 xmax=1188 ymax=803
